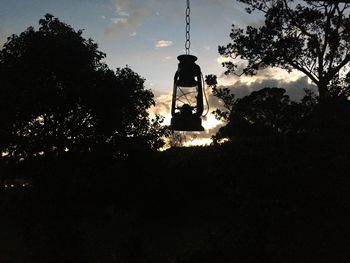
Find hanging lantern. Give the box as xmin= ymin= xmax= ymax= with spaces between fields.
xmin=169 ymin=0 xmax=206 ymax=131
xmin=170 ymin=54 xmax=204 ymax=131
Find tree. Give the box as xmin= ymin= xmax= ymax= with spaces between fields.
xmin=219 ymin=0 xmax=350 ymax=103
xmin=0 ymin=14 xmax=167 ymax=160
xmin=213 ymin=87 xmax=308 ymax=141
xmin=206 ymin=75 xmax=317 ymax=142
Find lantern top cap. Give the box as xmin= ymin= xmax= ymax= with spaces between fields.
xmin=177 ymin=54 xmax=198 ymax=63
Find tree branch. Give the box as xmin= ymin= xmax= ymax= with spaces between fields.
xmin=288 ymin=60 xmax=319 ymax=84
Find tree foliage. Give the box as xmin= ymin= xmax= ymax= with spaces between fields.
xmin=0 ymin=14 xmax=167 ymax=160
xmin=206 ymin=75 xmax=320 ymax=141
xmin=219 ymin=0 xmax=350 ymax=102
xmin=213 ymin=87 xmax=315 ymax=141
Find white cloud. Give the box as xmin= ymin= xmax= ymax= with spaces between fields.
xmin=151 ymin=93 xmax=171 ymax=116
xmin=155 ymin=40 xmax=173 ymax=48
xmin=215 ymin=75 xmax=317 ymax=103
xmin=216 ymin=56 xmax=231 ymax=64
xmin=183 ymin=138 xmax=212 ymax=147
xmin=105 ymin=0 xmax=148 ymax=35
xmin=0 ymin=30 xmax=10 ymax=48
xmin=105 ymin=0 xmax=183 ymax=36
xmin=118 ymin=11 xmax=130 ymax=17
xmin=111 ymin=17 xmax=128 ymax=24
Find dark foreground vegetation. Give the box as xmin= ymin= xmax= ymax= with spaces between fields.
xmin=1 ymin=135 xmax=350 ymax=262
xmin=2 ymin=0 xmax=350 ymax=262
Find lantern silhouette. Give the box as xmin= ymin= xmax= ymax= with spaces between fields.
xmin=170 ymin=54 xmax=204 ymax=131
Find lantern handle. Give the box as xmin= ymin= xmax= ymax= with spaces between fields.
xmin=201 ymin=73 xmax=210 ymax=117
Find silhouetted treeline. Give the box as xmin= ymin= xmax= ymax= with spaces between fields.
xmin=1 ymin=134 xmax=350 ymax=262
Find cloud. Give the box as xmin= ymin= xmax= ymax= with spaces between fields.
xmin=118 ymin=11 xmax=130 ymax=17
xmin=216 ymin=56 xmax=231 ymax=64
xmin=152 ymin=93 xmax=171 ymax=116
xmin=155 ymin=40 xmax=173 ymax=48
xmin=105 ymin=0 xmax=184 ymax=36
xmin=111 ymin=17 xmax=128 ymax=24
xmin=105 ymin=0 xmax=148 ymax=35
xmin=207 ymin=76 xmax=318 ymax=113
xmin=0 ymin=30 xmax=10 ymax=48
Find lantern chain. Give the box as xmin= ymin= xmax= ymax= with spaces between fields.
xmin=185 ymin=0 xmax=191 ymax=55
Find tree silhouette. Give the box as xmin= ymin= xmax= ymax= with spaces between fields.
xmin=0 ymin=14 xmax=167 ymax=160
xmin=213 ymin=87 xmax=312 ymax=141
xmin=219 ymin=0 xmax=350 ymax=103
xmin=206 ymin=75 xmax=319 ymax=141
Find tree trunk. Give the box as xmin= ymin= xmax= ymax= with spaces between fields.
xmin=318 ymin=82 xmax=329 ymax=104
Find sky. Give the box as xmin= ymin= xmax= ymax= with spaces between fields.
xmin=0 ymin=0 xmax=314 ymax=146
